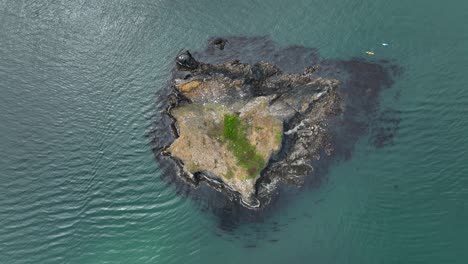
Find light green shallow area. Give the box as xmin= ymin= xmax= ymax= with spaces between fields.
xmin=0 ymin=0 xmax=467 ymax=263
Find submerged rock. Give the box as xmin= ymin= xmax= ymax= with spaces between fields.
xmin=163 ymin=49 xmax=343 ymax=208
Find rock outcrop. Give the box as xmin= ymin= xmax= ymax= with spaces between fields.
xmin=162 ymin=49 xmax=342 ymax=208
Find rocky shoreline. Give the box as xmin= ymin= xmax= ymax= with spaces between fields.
xmin=153 ymin=36 xmax=400 ymax=215
xmin=162 ymin=46 xmax=344 ymax=208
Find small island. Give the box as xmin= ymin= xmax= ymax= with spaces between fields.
xmin=163 ymin=47 xmax=342 ymax=208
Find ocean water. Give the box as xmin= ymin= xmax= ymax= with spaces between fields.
xmin=1 ymin=0 xmax=467 ymax=263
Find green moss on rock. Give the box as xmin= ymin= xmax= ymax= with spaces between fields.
xmin=275 ymin=131 xmax=282 ymax=144
xmin=222 ymin=114 xmax=265 ymax=179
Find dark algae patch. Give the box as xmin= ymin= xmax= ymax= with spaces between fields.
xmin=222 ymin=114 xmax=265 ymax=179
xmin=152 ymin=36 xmax=402 ymax=229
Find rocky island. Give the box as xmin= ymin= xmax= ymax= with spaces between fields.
xmin=163 ymin=46 xmax=343 ymax=208
xmin=154 ymin=37 xmax=400 ymax=214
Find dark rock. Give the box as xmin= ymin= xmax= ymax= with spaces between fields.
xmin=175 ymin=50 xmax=199 ymax=70
xmin=212 ymin=37 xmax=227 ymax=50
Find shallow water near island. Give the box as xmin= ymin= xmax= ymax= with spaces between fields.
xmin=1 ymin=0 xmax=468 ymax=263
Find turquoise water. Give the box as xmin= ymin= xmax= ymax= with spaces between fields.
xmin=1 ymin=0 xmax=468 ymax=263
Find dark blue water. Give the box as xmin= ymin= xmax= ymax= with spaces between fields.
xmin=1 ymin=0 xmax=467 ymax=263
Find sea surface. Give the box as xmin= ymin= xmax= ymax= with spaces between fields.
xmin=1 ymin=0 xmax=468 ymax=263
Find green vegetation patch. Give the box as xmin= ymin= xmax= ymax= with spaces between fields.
xmin=275 ymin=131 xmax=282 ymax=144
xmin=222 ymin=114 xmax=265 ymax=179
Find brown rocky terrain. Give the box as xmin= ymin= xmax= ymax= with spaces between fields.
xmin=163 ymin=49 xmax=342 ymax=208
